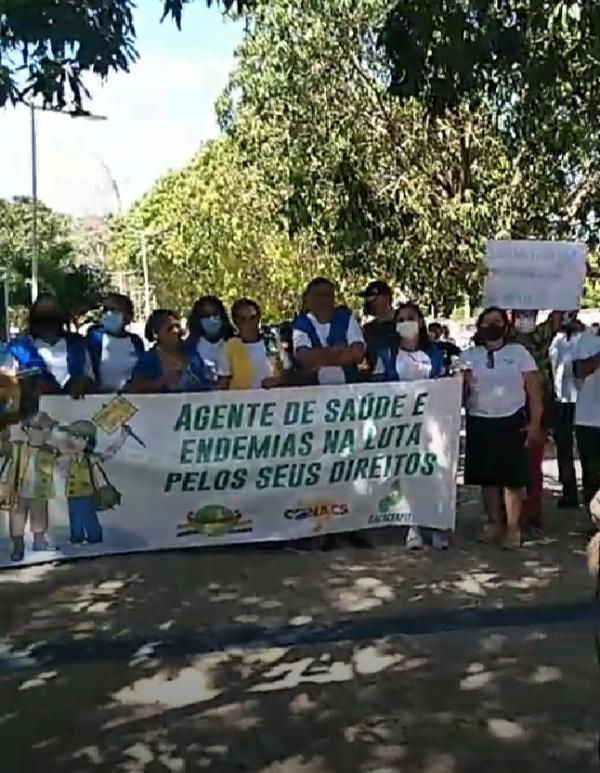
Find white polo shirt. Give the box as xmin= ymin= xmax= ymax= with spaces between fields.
xmin=196 ymin=338 xmax=231 ymax=380
xmin=574 ymin=332 xmax=600 ymax=428
xmin=98 ymin=334 xmax=140 ymax=392
xmin=549 ymin=331 xmax=581 ymax=404
xmin=460 ymin=343 xmax=537 ymax=418
xmin=292 ymin=312 xmax=364 ymax=385
xmin=374 ymin=348 xmax=432 ymax=381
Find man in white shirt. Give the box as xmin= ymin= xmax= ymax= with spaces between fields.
xmin=292 ymin=277 xmax=365 ymax=385
xmin=549 ymin=314 xmax=585 ymax=507
xmin=573 ymin=329 xmax=600 ymax=511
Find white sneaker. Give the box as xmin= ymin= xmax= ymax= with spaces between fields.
xmin=431 ymin=530 xmax=450 ymax=550
xmin=406 ymin=526 xmax=424 ymax=551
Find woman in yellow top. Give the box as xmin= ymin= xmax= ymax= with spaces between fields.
xmin=225 ymin=299 xmax=282 ymax=390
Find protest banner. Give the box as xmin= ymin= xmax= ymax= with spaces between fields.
xmin=0 ymin=379 xmax=462 ymax=567
xmin=483 ymin=240 xmax=587 ymax=310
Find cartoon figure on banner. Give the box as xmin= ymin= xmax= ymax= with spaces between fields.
xmin=1 ymin=395 xmax=145 ymax=562
xmin=0 ymin=412 xmax=59 ymax=562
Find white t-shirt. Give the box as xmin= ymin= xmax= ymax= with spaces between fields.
xmin=244 ymin=341 xmax=274 ymax=388
xmin=34 ymin=338 xmax=94 ymax=387
xmin=374 ymin=348 xmax=432 ymax=381
xmin=574 ymin=332 xmax=600 ymax=428
xmin=196 ymin=338 xmax=231 ymax=379
xmin=99 ymin=333 xmax=140 ymax=392
xmin=292 ymin=312 xmax=365 ymax=385
xmin=460 ymin=343 xmax=537 ymax=418
xmin=549 ymin=331 xmax=580 ymax=403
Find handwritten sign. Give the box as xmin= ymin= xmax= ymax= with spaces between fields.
xmin=483 ymin=240 xmax=587 ymax=310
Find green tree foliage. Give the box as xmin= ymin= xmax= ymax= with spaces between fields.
xmin=109 ymin=138 xmax=335 ymax=318
xmin=0 ymin=0 xmax=246 ymax=111
xmin=381 ymin=0 xmax=600 ymax=245
xmin=111 ymin=0 xmax=600 ymax=315
xmin=0 ymin=197 xmax=111 ymax=320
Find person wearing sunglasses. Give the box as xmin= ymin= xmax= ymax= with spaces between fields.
xmin=225 ymin=298 xmax=281 ymax=390
xmin=126 ymin=310 xmax=214 ymax=393
xmin=86 ymin=293 xmax=144 ymax=393
xmin=460 ymin=307 xmax=543 ymax=548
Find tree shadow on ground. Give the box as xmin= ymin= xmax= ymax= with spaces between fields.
xmin=0 ymin=477 xmax=598 ymax=772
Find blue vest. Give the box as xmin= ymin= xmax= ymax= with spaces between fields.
xmin=86 ymin=326 xmax=144 ymax=385
xmin=9 ymin=334 xmax=88 ymax=392
xmin=131 ymin=343 xmax=213 ymax=392
xmin=377 ymin=344 xmax=443 ymax=382
xmin=427 ymin=344 xmax=444 ymax=378
xmin=293 ymin=308 xmax=360 ymax=383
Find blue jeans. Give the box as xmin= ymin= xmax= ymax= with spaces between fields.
xmin=68 ymin=495 xmax=102 ymax=543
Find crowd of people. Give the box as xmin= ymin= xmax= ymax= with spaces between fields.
xmin=0 ymin=277 xmax=599 ymax=554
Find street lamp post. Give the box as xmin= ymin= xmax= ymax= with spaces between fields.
xmin=28 ymin=104 xmax=108 ymax=303
xmin=141 ymin=232 xmax=151 ymax=320
xmin=30 ymin=104 xmax=38 ymax=303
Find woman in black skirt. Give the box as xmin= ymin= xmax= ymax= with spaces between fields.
xmin=460 ymin=307 xmax=544 ymax=548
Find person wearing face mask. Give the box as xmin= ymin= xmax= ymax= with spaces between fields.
xmin=359 ymin=281 xmax=396 ymax=379
xmin=375 ymin=302 xmax=447 ymax=550
xmin=188 ymin=296 xmax=233 ymax=389
xmin=86 ymin=294 xmax=144 ymax=393
xmin=512 ymin=309 xmax=563 ymax=532
xmin=7 ymin=294 xmax=94 ymax=399
xmin=293 ymin=277 xmax=365 ymax=386
xmin=549 ymin=311 xmax=586 ymax=508
xmin=225 ymin=299 xmax=282 ymax=390
xmin=460 ymin=307 xmax=543 ymax=548
xmin=127 ymin=310 xmax=214 ymax=393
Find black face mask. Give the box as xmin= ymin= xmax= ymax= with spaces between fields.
xmin=364 ymin=300 xmax=376 ymax=316
xmin=479 ymin=323 xmax=505 ymax=342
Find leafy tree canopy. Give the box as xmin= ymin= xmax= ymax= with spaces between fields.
xmin=0 ymin=197 xmax=111 ymax=320
xmin=0 ymin=0 xmax=249 ymax=111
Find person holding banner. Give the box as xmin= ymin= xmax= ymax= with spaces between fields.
xmin=461 ymin=307 xmax=544 ymax=548
xmin=127 ymin=310 xmax=215 ymax=393
xmin=188 ymin=296 xmax=233 ymax=389
xmin=225 ymin=299 xmax=282 ymax=390
xmin=7 ymin=295 xmax=94 ymax=399
xmin=86 ymin=294 xmax=144 ymax=393
xmin=374 ymin=301 xmax=449 ymax=550
xmin=292 ymin=278 xmax=365 ymax=385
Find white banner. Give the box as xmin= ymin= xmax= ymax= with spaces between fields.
xmin=483 ymin=240 xmax=587 ymax=310
xmin=0 ymin=380 xmax=462 ymax=567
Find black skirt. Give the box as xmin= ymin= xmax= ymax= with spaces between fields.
xmin=465 ymin=410 xmax=528 ymax=488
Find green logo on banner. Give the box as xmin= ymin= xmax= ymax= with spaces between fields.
xmin=177 ymin=505 xmax=253 ymax=537
xmin=378 ymin=480 xmax=403 ymax=514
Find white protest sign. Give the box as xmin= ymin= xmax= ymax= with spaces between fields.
xmin=0 ymin=380 xmax=462 ymax=567
xmin=483 ymin=240 xmax=587 ymax=310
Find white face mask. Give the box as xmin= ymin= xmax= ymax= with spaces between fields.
xmin=514 ymin=316 xmax=536 ymax=334
xmin=396 ymin=320 xmax=420 ymax=339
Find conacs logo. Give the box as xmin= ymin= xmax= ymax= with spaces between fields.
xmin=284 ymin=501 xmax=349 ymax=531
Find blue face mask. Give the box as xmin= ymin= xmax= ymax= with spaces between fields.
xmin=101 ymin=311 xmax=124 ymax=335
xmin=201 ymin=316 xmax=222 ymax=338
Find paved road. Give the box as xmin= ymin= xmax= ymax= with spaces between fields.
xmin=1 ymin=464 xmax=599 ymax=772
